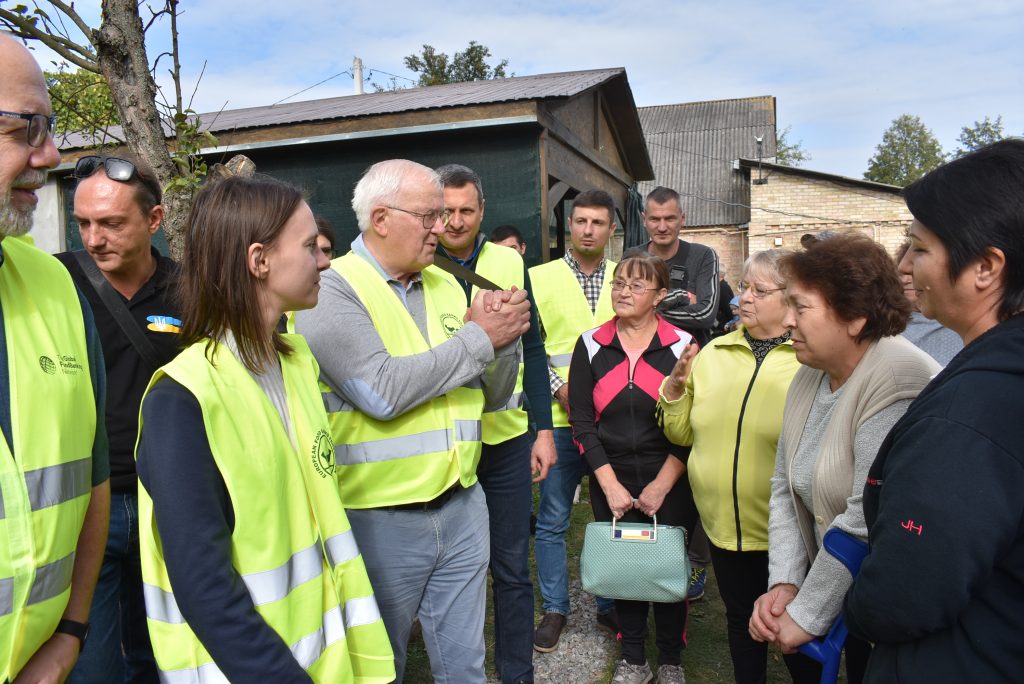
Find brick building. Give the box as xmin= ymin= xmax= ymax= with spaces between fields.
xmin=739 ymin=159 xmax=911 ymax=258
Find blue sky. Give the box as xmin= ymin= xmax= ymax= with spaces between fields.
xmin=27 ymin=0 xmax=1024 ymax=178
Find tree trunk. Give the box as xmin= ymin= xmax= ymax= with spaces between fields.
xmin=95 ymin=0 xmax=189 ymax=259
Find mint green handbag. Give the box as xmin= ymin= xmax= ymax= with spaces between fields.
xmin=580 ymin=514 xmax=690 ymax=603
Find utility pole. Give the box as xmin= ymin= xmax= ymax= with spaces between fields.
xmin=353 ymin=57 xmax=364 ymax=95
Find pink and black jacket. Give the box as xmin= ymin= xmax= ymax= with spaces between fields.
xmin=568 ymin=316 xmax=694 ymax=476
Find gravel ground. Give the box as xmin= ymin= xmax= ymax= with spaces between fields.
xmin=531 ymin=580 xmax=618 ymax=683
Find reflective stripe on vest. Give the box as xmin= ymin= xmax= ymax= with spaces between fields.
xmin=0 ymin=458 xmax=90 ymax=520
xmin=472 ymin=243 xmax=529 ymax=444
xmin=138 ymin=338 xmax=393 ymax=681
xmin=529 ymin=258 xmax=616 ymax=427
xmin=336 ymin=419 xmax=482 ymax=465
xmin=0 ymin=551 xmax=76 ymax=617
xmin=323 ymin=253 xmax=485 ymax=508
xmin=0 ymin=237 xmax=95 ymax=680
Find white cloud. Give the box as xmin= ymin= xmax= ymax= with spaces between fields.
xmin=24 ymin=0 xmax=1023 ymax=177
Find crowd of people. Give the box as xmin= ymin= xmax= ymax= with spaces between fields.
xmin=2 ymin=30 xmax=1023 ymax=684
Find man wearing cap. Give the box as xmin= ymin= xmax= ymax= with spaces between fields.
xmin=436 ymin=163 xmax=554 ymax=684
xmin=293 ymin=159 xmax=530 ymax=683
xmin=57 ymin=152 xmax=179 ymax=683
xmin=0 ymin=33 xmax=109 ymax=682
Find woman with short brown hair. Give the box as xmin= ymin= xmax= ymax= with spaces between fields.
xmin=749 ymin=233 xmax=939 ymax=683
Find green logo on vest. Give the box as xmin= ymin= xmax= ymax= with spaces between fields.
xmin=39 ymin=356 xmax=56 ymax=374
xmin=440 ymin=313 xmax=462 ymax=338
xmin=311 ymin=429 xmax=335 ymax=478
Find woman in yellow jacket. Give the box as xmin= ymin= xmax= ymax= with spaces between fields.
xmin=659 ymin=249 xmax=799 ymax=683
xmin=135 ymin=175 xmax=394 ymax=683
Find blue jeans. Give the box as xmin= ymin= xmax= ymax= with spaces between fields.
xmin=347 ymin=483 xmax=490 ymax=683
xmin=69 ymin=492 xmax=158 ymax=684
xmin=534 ymin=427 xmax=614 ymax=616
xmin=477 ymin=433 xmax=534 ymax=684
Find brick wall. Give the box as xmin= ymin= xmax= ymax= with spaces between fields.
xmin=747 ymin=171 xmax=912 ymax=258
xmin=679 ymin=226 xmax=747 ymax=287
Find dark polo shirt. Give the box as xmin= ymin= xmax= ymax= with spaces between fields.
xmin=57 ymin=248 xmax=181 ymax=494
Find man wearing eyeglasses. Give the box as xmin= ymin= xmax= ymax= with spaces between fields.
xmin=435 ymin=163 xmax=553 ymax=684
xmin=0 ymin=33 xmax=110 ymax=682
xmin=293 ymin=159 xmax=530 ymax=683
xmin=54 ymin=152 xmax=179 ymax=683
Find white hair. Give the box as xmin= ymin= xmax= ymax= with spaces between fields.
xmin=351 ymin=159 xmax=441 ymax=232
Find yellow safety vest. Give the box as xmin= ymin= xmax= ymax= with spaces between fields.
xmin=323 ymin=253 xmax=485 ymax=508
xmin=528 ymin=258 xmax=616 ymax=427
xmin=0 ymin=236 xmax=95 ymax=679
xmin=472 ymin=243 xmax=528 ymax=445
xmin=137 ymin=337 xmax=394 ymax=683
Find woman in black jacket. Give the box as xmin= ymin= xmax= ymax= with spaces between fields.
xmin=844 ymin=138 xmax=1024 ymax=682
xmin=569 ymin=252 xmax=698 ymax=684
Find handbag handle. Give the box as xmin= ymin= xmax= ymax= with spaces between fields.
xmin=611 ymin=503 xmax=658 ymax=542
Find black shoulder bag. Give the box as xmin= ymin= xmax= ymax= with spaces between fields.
xmin=73 ymin=250 xmax=162 ymax=370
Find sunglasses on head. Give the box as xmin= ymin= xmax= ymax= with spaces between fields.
xmin=73 ymin=155 xmax=138 ymax=183
xmin=73 ymin=155 xmax=163 ymax=207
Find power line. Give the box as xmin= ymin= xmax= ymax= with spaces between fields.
xmin=271 ymin=64 xmax=417 ymax=106
xmin=271 ymin=71 xmax=353 ymax=106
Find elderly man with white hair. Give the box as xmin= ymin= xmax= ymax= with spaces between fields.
xmin=293 ymin=159 xmax=530 ymax=683
xmin=0 ymin=32 xmax=110 ymax=681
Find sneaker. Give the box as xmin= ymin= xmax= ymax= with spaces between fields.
xmin=611 ymin=659 xmax=653 ymax=684
xmin=657 ymin=663 xmax=687 ymax=684
xmin=687 ymin=566 xmax=707 ymax=601
xmin=596 ymin=607 xmax=620 ymax=637
xmin=533 ymin=612 xmax=567 ymax=653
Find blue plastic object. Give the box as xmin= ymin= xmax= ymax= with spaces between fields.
xmin=797 ymin=528 xmax=870 ymax=684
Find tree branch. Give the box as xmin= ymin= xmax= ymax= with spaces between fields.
xmin=0 ymin=8 xmax=98 ymax=72
xmin=49 ymin=0 xmax=94 ymax=41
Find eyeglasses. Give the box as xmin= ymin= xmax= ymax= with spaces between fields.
xmin=73 ymin=155 xmax=162 ymax=205
xmin=739 ymin=281 xmax=784 ymax=299
xmin=611 ymin=280 xmax=658 ymax=295
xmin=386 ymin=205 xmax=449 ymax=230
xmin=0 ymin=111 xmax=57 ymax=147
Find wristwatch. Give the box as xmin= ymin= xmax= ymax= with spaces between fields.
xmin=55 ymin=619 xmax=90 ymax=649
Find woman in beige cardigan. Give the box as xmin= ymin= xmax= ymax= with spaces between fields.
xmin=748 ymin=234 xmax=939 ymax=684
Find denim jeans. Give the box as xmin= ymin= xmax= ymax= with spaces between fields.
xmin=347 ymin=483 xmax=490 ymax=683
xmin=69 ymin=492 xmax=158 ymax=684
xmin=534 ymin=427 xmax=614 ymax=616
xmin=477 ymin=432 xmax=535 ymax=683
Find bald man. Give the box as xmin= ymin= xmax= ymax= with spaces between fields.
xmin=0 ymin=33 xmax=110 ymax=681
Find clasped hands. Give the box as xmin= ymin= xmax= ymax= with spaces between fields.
xmin=603 ymin=477 xmax=669 ymax=520
xmin=465 ymin=287 xmax=531 ymax=348
xmin=749 ymin=583 xmax=816 ymax=653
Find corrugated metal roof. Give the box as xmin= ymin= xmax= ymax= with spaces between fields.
xmin=59 ymin=68 xmax=626 ymax=150
xmin=637 ymin=96 xmax=776 ymax=226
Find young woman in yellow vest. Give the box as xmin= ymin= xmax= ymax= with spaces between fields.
xmin=134 ymin=175 xmax=394 ymax=682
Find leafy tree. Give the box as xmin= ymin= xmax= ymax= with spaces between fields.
xmin=46 ymin=68 xmax=120 ymax=137
xmin=864 ymin=114 xmax=946 ymax=186
xmin=0 ymin=0 xmax=213 ymax=258
xmin=404 ymin=41 xmax=510 ymax=87
xmin=775 ymin=125 xmax=811 ymax=166
xmin=953 ymin=115 xmax=1005 ymax=158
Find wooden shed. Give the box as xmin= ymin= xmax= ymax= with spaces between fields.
xmin=56 ymin=68 xmax=653 ymax=264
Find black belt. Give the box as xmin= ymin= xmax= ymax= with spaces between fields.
xmin=384 ymin=483 xmax=463 ymax=511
